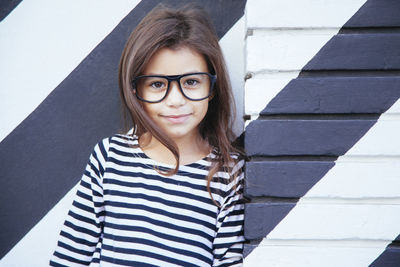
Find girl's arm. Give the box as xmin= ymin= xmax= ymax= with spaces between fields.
xmin=50 ymin=139 xmax=108 ymax=266
xmin=212 ymin=159 xmax=245 ymax=267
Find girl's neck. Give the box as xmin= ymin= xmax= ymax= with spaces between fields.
xmin=139 ymin=132 xmax=211 ymax=166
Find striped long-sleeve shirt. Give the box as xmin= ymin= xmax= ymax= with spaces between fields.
xmin=50 ymin=134 xmax=245 ymax=267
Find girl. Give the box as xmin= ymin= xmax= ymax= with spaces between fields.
xmin=50 ymin=4 xmax=245 ymax=267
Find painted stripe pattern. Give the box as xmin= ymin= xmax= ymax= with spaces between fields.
xmin=49 ymin=134 xmax=244 ymax=266
xmin=244 ymin=0 xmax=400 ymax=265
xmin=0 ymin=0 xmax=246 ymax=261
xmin=2 ymin=0 xmax=400 ymax=266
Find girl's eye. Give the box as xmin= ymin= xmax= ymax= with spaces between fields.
xmin=150 ymin=81 xmax=166 ymax=89
xmin=184 ymin=79 xmax=200 ymax=87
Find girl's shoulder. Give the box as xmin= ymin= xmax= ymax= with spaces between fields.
xmin=92 ymin=133 xmax=140 ymax=158
xmin=209 ymin=149 xmax=245 ymax=185
xmin=211 ymin=149 xmax=245 ymax=170
xmin=99 ymin=133 xmax=139 ymax=147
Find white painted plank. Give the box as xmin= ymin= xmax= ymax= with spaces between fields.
xmin=246 ymin=0 xmax=367 ymax=28
xmin=245 ymin=240 xmax=386 ymax=267
xmin=244 ymin=75 xmax=400 ymax=117
xmin=306 ymin=159 xmax=400 ymax=199
xmin=245 ymin=75 xmax=296 ymax=116
xmin=246 ymin=29 xmax=337 ymax=72
xmin=346 ymin=100 xmax=400 ymax=156
xmin=0 ymin=0 xmax=141 ymax=142
xmin=267 ymin=202 xmax=400 ymax=240
xmin=246 ymin=100 xmax=400 ymax=265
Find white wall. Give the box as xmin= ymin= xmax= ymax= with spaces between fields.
xmin=244 ymin=0 xmax=400 ymax=266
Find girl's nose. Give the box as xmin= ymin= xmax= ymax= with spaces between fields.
xmin=165 ymin=81 xmax=186 ymax=106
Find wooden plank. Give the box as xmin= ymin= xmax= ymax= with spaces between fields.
xmin=245 ymin=241 xmax=392 ymax=267
xmin=245 ymin=76 xmax=292 ymax=116
xmin=300 ymin=159 xmax=400 ymax=199
xmin=344 ymin=118 xmax=400 ymax=156
xmin=304 ymin=34 xmax=400 ymax=70
xmin=243 ymin=243 xmax=257 ymax=258
xmin=245 ymin=119 xmax=377 ymax=156
xmin=370 ymin=246 xmax=400 ymax=267
xmin=246 ymin=0 xmax=366 ymax=28
xmin=344 ymin=0 xmax=400 ymax=28
xmin=245 ymin=161 xmax=333 ymax=198
xmin=245 ymin=203 xmax=295 ymax=240
xmin=247 ymin=31 xmax=335 ymax=71
xmin=245 ymin=202 xmax=400 ymax=241
xmin=260 ymin=77 xmax=400 ymax=115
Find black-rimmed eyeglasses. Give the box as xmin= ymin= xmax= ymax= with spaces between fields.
xmin=131 ymin=72 xmax=216 ymax=103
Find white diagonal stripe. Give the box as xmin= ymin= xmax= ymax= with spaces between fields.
xmin=0 ymin=0 xmax=140 ymax=142
xmin=245 ymin=100 xmax=400 ymax=267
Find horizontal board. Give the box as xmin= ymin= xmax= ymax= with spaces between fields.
xmin=304 ymin=34 xmax=400 ymax=70
xmin=243 ymin=244 xmax=257 ymax=258
xmin=0 ymin=0 xmax=22 ymax=21
xmin=260 ymin=77 xmax=400 ymax=115
xmin=245 ymin=119 xmax=377 ymax=156
xmin=267 ymin=202 xmax=400 ymax=241
xmin=344 ymin=0 xmax=400 ymax=28
xmin=245 ymin=76 xmax=294 ymax=116
xmin=247 ymin=31 xmax=335 ymax=71
xmin=306 ymin=158 xmax=400 ymax=199
xmin=345 ymin=118 xmax=400 ymax=156
xmin=246 ymin=0 xmax=366 ymax=28
xmin=246 ymin=202 xmax=400 ymax=240
xmin=245 ymin=240 xmax=393 ymax=267
xmin=245 ymin=161 xmax=334 ymax=198
xmin=245 ymin=203 xmax=295 ymax=240
xmin=370 ymin=246 xmax=400 ymax=267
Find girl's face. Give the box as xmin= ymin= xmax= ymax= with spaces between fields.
xmin=140 ymin=46 xmax=210 ymax=142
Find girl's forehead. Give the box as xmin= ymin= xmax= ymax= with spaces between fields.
xmin=143 ymin=46 xmax=208 ymax=75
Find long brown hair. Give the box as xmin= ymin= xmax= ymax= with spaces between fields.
xmin=118 ymin=4 xmax=242 ymax=204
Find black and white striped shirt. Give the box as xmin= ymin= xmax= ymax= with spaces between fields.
xmin=50 ymin=134 xmax=245 ymax=267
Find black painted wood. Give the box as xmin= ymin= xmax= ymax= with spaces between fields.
xmin=245 ymin=119 xmax=378 ymax=157
xmin=369 ymin=246 xmax=400 ymax=267
xmin=261 ymin=77 xmax=400 ymax=115
xmin=244 ymin=0 xmax=400 ymax=260
xmin=245 ymin=203 xmax=296 ymax=240
xmin=0 ymin=0 xmax=22 ymax=22
xmin=245 ymin=161 xmax=335 ymax=198
xmin=344 ymin=0 xmax=400 ymax=28
xmin=0 ymin=0 xmax=247 ymax=258
xmin=304 ymin=34 xmax=400 ymax=70
xmin=243 ymin=244 xmax=257 ymax=258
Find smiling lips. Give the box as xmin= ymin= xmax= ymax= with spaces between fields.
xmin=161 ymin=114 xmax=191 ymax=124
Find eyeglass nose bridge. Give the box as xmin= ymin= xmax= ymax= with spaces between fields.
xmin=163 ymin=75 xmax=186 ymax=101
xmin=164 ymin=74 xmax=187 ymax=97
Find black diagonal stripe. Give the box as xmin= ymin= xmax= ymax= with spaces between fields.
xmin=244 ymin=0 xmax=400 ymax=257
xmin=369 ymin=234 xmax=400 ymax=267
xmin=0 ymin=0 xmax=246 ymax=259
xmin=0 ymin=0 xmax=22 ymax=22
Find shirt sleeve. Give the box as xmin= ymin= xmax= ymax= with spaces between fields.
xmin=50 ymin=139 xmax=108 ymax=266
xmin=212 ymin=158 xmax=245 ymax=267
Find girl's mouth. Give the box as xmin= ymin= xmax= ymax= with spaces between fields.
xmin=161 ymin=114 xmax=191 ymax=124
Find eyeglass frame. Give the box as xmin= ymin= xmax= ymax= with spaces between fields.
xmin=131 ymin=72 xmax=217 ymax=103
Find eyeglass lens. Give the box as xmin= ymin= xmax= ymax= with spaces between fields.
xmin=135 ymin=73 xmax=212 ymax=102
